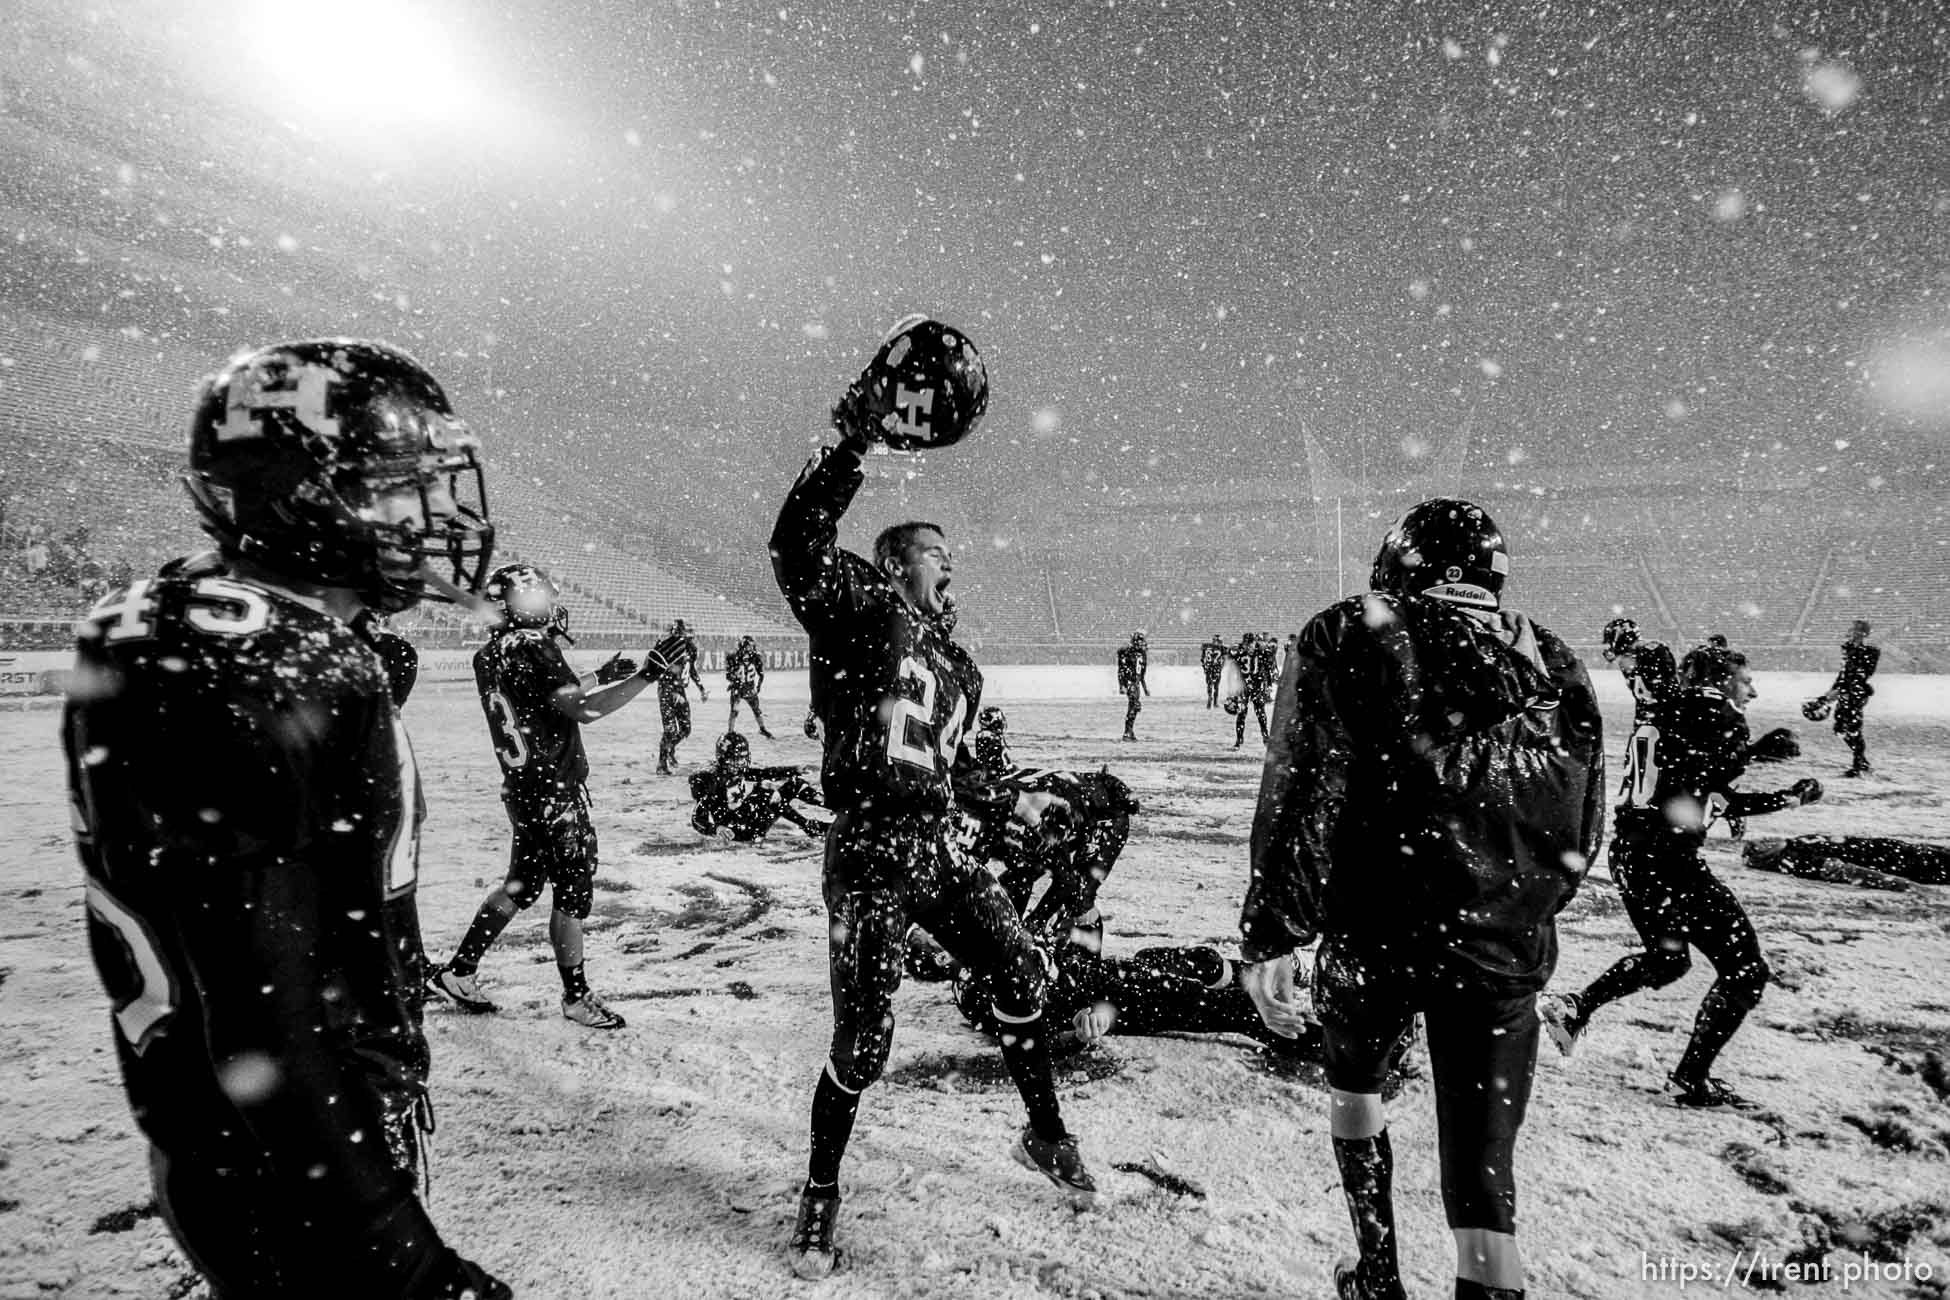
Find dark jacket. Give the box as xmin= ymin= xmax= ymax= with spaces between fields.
xmin=1240 ymin=593 xmax=1606 ymax=994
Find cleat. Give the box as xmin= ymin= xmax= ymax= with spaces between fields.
xmin=1012 ymin=1125 xmax=1098 ymax=1209
xmin=427 ymin=965 xmax=497 ymax=1015
xmin=787 ymin=1187 xmax=842 ymax=1279
xmin=561 ymin=992 xmax=626 ymax=1030
xmin=1669 ymin=1072 xmax=1753 ymax=1109
xmin=759 ymin=727 xmax=776 ymax=740
xmin=1334 ymin=1255 xmax=1407 ymax=1300
xmin=1537 ymin=992 xmax=1585 ymax=1058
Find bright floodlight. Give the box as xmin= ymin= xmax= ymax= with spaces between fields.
xmin=243 ymin=0 xmax=475 ymax=127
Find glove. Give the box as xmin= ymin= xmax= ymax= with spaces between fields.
xmin=637 ymin=631 xmax=688 ymax=681
xmin=829 ymin=374 xmax=884 ymax=448
xmin=407 ymin=1249 xmax=511 ymax=1300
xmin=595 ymin=652 xmax=638 ymax=684
xmin=1792 ymin=777 xmax=1824 ymax=805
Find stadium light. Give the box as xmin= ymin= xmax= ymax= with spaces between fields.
xmin=239 ymin=0 xmax=479 ymax=129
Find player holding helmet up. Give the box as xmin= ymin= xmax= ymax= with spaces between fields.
xmin=1539 ymin=644 xmax=1823 ymax=1108
xmin=65 ymin=340 xmax=509 ymax=1298
xmin=1116 ymin=630 xmax=1149 ymax=740
xmin=1240 ymin=498 xmax=1606 ymax=1300
xmin=770 ymin=316 xmax=1093 ymax=1280
xmin=427 ymin=562 xmax=685 ymax=1031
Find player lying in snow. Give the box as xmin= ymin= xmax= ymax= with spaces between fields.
xmin=949 ymin=741 xmax=1140 ymax=945
xmin=937 ymin=923 xmax=1316 ymax=1053
xmin=1744 ymin=834 xmax=1950 ymax=888
xmin=688 ymin=732 xmax=832 ymax=840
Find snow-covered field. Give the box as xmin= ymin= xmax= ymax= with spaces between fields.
xmin=2 ymin=668 xmax=1946 ymax=1299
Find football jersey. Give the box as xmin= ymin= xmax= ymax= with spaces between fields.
xmin=657 ymin=633 xmax=703 ymax=705
xmin=1835 ymin=641 xmax=1880 ymax=699
xmin=64 ymin=569 xmax=427 ymax=1215
xmin=1615 ymin=687 xmax=1794 ymax=849
xmin=1200 ymin=640 xmax=1227 ymax=675
xmin=1116 ymin=644 xmax=1146 ymax=692
xmin=771 ymin=443 xmax=976 ymax=818
xmin=474 ymin=628 xmax=587 ymax=798
xmin=726 ymin=644 xmax=764 ymax=693
xmin=354 ymin=613 xmax=420 ymax=707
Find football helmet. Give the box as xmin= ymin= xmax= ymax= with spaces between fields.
xmin=184 ymin=339 xmax=493 ymax=613
xmin=1801 ymin=696 xmax=1833 ymax=722
xmin=716 ymin=731 xmax=751 ymax=770
xmin=1370 ymin=497 xmax=1508 ymax=610
xmin=834 ymin=315 xmax=989 ymax=451
xmin=1600 ymin=616 xmax=1641 ymax=663
xmin=483 ymin=562 xmax=561 ymax=631
xmin=977 ymin=704 xmax=1007 ymax=733
xmin=1131 ymin=630 xmax=1147 ymax=647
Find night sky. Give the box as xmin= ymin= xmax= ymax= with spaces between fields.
xmin=3 ymin=0 xmax=1946 ymax=554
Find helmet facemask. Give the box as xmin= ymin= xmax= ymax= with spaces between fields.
xmin=340 ymin=423 xmax=495 ymax=613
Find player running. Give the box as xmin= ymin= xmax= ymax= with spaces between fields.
xmin=1539 ymin=644 xmax=1822 ymax=1107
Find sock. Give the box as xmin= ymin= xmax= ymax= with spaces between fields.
xmin=1332 ymin=1131 xmax=1401 ymax=1294
xmin=1674 ymin=983 xmax=1750 ymax=1083
xmin=449 ymin=903 xmax=514 ymax=975
xmin=994 ymin=1009 xmax=1067 ymax=1142
xmin=559 ymin=961 xmax=590 ymax=1002
xmin=1456 ymin=1279 xmax=1523 ymax=1300
xmin=807 ymin=1065 xmax=862 ymax=1190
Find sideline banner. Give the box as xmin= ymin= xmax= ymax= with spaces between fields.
xmin=0 ymin=652 xmax=72 ymax=696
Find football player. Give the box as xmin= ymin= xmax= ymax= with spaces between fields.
xmin=1539 ymin=645 xmax=1822 ymax=1108
xmin=949 ymin=754 xmax=1139 ymax=957
xmin=426 ymin=562 xmax=679 ymax=1030
xmin=64 ymin=339 xmax=507 ymax=1298
xmin=655 ymin=617 xmax=708 ymax=773
xmin=1811 ymin=619 xmax=1879 ymax=776
xmin=724 ymin=633 xmax=775 ymax=738
xmin=689 ymin=731 xmax=831 ymax=840
xmin=1115 ymin=629 xmax=1149 ymax=740
xmin=1601 ymin=617 xmax=1679 ymax=732
xmin=1200 ymin=633 xmax=1227 ymax=709
xmin=951 ymin=928 xmax=1328 ymax=1058
xmin=1240 ymin=499 xmax=1606 ymax=1300
xmin=770 ymin=318 xmax=1092 ymax=1280
xmin=1231 ymin=630 xmax=1273 ymax=749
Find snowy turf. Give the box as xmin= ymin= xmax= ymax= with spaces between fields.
xmin=1 ymin=669 xmax=1945 ymax=1298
